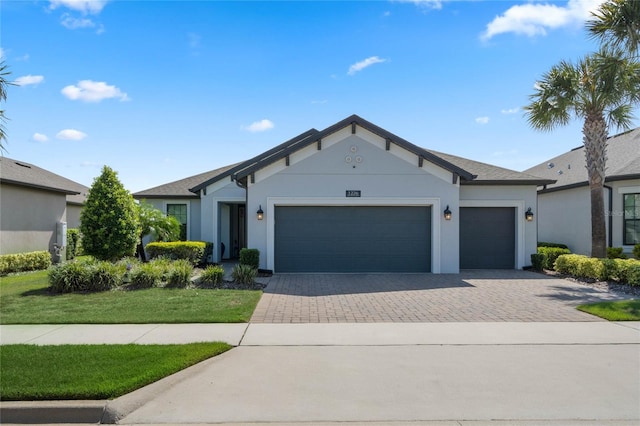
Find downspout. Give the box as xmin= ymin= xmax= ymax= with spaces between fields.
xmin=604 ymin=184 xmax=613 ymax=248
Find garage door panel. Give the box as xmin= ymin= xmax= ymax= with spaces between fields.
xmin=275 ymin=206 xmax=431 ymax=272
xmin=460 ymin=207 xmax=515 ymax=269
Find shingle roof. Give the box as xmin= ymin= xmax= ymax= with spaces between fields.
xmin=425 ymin=149 xmax=556 ymax=185
xmin=0 ymin=157 xmax=88 ymax=201
xmin=133 ymin=163 xmax=241 ymax=198
xmin=523 ymin=127 xmax=640 ymax=192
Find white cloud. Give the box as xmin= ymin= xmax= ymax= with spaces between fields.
xmin=49 ymin=0 xmax=108 ymax=15
xmin=15 ymin=75 xmax=44 ymax=86
xmin=61 ymin=80 xmax=129 ymax=102
xmin=348 ymin=56 xmax=387 ymax=76
xmin=481 ymin=0 xmax=605 ymax=41
xmin=60 ymin=13 xmax=96 ymax=29
xmin=475 ymin=116 xmax=490 ymax=125
xmin=245 ymin=119 xmax=274 ymax=133
xmin=501 ymin=107 xmax=519 ymax=115
xmin=56 ymin=129 xmax=87 ymax=140
xmin=32 ymin=133 xmax=49 ymax=143
xmin=394 ymin=0 xmax=444 ymax=11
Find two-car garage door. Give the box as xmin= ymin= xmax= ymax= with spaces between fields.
xmin=275 ymin=206 xmax=431 ymax=272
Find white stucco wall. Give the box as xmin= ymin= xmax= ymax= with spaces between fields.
xmin=246 ymin=128 xmax=461 ymax=273
xmin=460 ymin=185 xmax=539 ymax=269
xmin=537 ymin=186 xmax=593 ymax=255
xmin=0 ymin=183 xmax=67 ymax=256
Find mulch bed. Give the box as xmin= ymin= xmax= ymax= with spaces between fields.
xmin=539 ymin=269 xmax=640 ymax=298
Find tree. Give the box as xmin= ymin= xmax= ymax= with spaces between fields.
xmin=587 ymin=0 xmax=640 ymax=56
xmin=80 ymin=166 xmax=141 ymax=261
xmin=0 ymin=60 xmax=14 ymax=152
xmin=524 ymin=48 xmax=640 ymax=258
xmin=136 ymin=200 xmax=181 ymax=261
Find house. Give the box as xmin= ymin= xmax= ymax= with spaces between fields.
xmin=524 ymin=128 xmax=640 ymax=256
xmin=134 ymin=115 xmax=553 ymax=273
xmin=0 ymin=157 xmax=88 ymax=257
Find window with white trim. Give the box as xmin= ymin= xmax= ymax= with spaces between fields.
xmin=623 ymin=193 xmax=640 ymax=245
xmin=167 ymin=203 xmax=188 ymax=241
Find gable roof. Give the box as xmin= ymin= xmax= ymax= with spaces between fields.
xmin=0 ymin=157 xmax=87 ymax=199
xmin=523 ymin=127 xmax=640 ymax=192
xmin=229 ymin=114 xmax=476 ymax=184
xmin=133 ymin=163 xmax=241 ymax=199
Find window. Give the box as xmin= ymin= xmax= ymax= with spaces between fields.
xmin=167 ymin=204 xmax=188 ymax=241
xmin=623 ymin=193 xmax=640 ymax=245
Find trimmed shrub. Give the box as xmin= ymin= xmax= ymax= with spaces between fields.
xmin=537 ymin=247 xmax=571 ymax=270
xmin=66 ymin=228 xmax=80 ymax=260
xmin=0 ymin=251 xmax=52 ymax=275
xmin=633 ymin=244 xmax=640 ymax=259
xmin=239 ymin=248 xmax=260 ymax=269
xmin=537 ymin=242 xmax=569 ymax=249
xmin=130 ymin=262 xmax=164 ymax=288
xmin=531 ymin=253 xmax=544 ymax=271
xmin=146 ymin=241 xmax=206 ymax=265
xmin=627 ymin=263 xmax=640 ymax=286
xmin=607 ymin=247 xmax=627 ymax=259
xmin=166 ymin=259 xmax=193 ymax=288
xmin=49 ymin=258 xmax=123 ymax=293
xmin=232 ymin=264 xmax=257 ymax=285
xmin=554 ymin=254 xmax=583 ymax=276
xmin=576 ymin=257 xmax=606 ymax=281
xmin=80 ymin=166 xmax=140 ymax=261
xmin=199 ymin=265 xmax=225 ymax=286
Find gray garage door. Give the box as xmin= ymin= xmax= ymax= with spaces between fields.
xmin=460 ymin=207 xmax=515 ymax=269
xmin=275 ymin=206 xmax=431 ymax=272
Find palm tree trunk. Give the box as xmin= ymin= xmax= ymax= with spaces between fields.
xmin=582 ymin=117 xmax=608 ymax=259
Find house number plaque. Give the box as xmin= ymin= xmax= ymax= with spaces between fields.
xmin=346 ymin=190 xmax=361 ymax=197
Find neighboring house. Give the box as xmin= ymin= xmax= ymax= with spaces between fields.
xmin=0 ymin=157 xmax=88 ymax=257
xmin=524 ymin=128 xmax=640 ymax=256
xmin=134 ymin=115 xmax=553 ymax=273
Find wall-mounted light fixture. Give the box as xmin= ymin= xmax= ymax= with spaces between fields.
xmin=525 ymin=207 xmax=534 ymax=222
xmin=444 ymin=205 xmax=452 ymax=221
xmin=257 ymin=205 xmax=264 ymax=221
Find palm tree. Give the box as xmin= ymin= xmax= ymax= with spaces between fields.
xmin=524 ymin=48 xmax=640 ymax=258
xmin=0 ymin=60 xmax=12 ymax=152
xmin=587 ymin=0 xmax=640 ymax=56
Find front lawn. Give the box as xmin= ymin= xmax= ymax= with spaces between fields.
xmin=0 ymin=270 xmax=262 ymax=324
xmin=577 ymin=299 xmax=640 ymax=321
xmin=0 ymin=343 xmax=231 ymax=400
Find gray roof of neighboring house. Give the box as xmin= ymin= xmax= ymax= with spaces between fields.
xmin=0 ymin=157 xmax=88 ymax=204
xmin=523 ymin=127 xmax=640 ymax=192
xmin=134 ymin=115 xmax=554 ymax=197
xmin=133 ymin=163 xmax=241 ymax=199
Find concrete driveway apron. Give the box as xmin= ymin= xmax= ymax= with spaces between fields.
xmin=250 ymin=269 xmax=627 ymax=323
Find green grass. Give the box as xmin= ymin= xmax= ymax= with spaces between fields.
xmin=0 ymin=270 xmax=262 ymax=324
xmin=0 ymin=343 xmax=231 ymax=400
xmin=577 ymin=299 xmax=640 ymax=321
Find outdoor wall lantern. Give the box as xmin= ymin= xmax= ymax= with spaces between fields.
xmin=525 ymin=207 xmax=534 ymax=222
xmin=257 ymin=205 xmax=264 ymax=221
xmin=443 ymin=205 xmax=452 ymax=221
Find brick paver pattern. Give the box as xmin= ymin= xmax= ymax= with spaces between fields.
xmin=250 ymin=270 xmax=628 ymax=323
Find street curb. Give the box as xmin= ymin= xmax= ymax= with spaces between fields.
xmin=0 ymin=400 xmax=108 ymax=424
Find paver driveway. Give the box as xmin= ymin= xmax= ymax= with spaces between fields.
xmin=251 ymin=270 xmax=628 ymax=323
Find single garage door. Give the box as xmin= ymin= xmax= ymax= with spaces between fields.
xmin=460 ymin=207 xmax=515 ymax=269
xmin=275 ymin=206 xmax=431 ymax=272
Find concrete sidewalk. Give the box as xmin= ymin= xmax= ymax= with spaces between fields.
xmin=1 ymin=322 xmax=639 ymax=424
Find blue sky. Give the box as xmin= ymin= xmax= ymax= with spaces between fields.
xmin=2 ymin=0 xmax=624 ymax=192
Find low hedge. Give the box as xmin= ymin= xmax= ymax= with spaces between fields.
xmin=554 ymin=254 xmax=640 ymax=286
xmin=537 ymin=246 xmax=571 ymax=270
xmin=0 ymin=251 xmax=52 ymax=275
xmin=239 ymin=248 xmax=259 ymax=269
xmin=538 ymin=242 xmax=569 ymax=249
xmin=146 ymin=241 xmax=207 ymax=265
